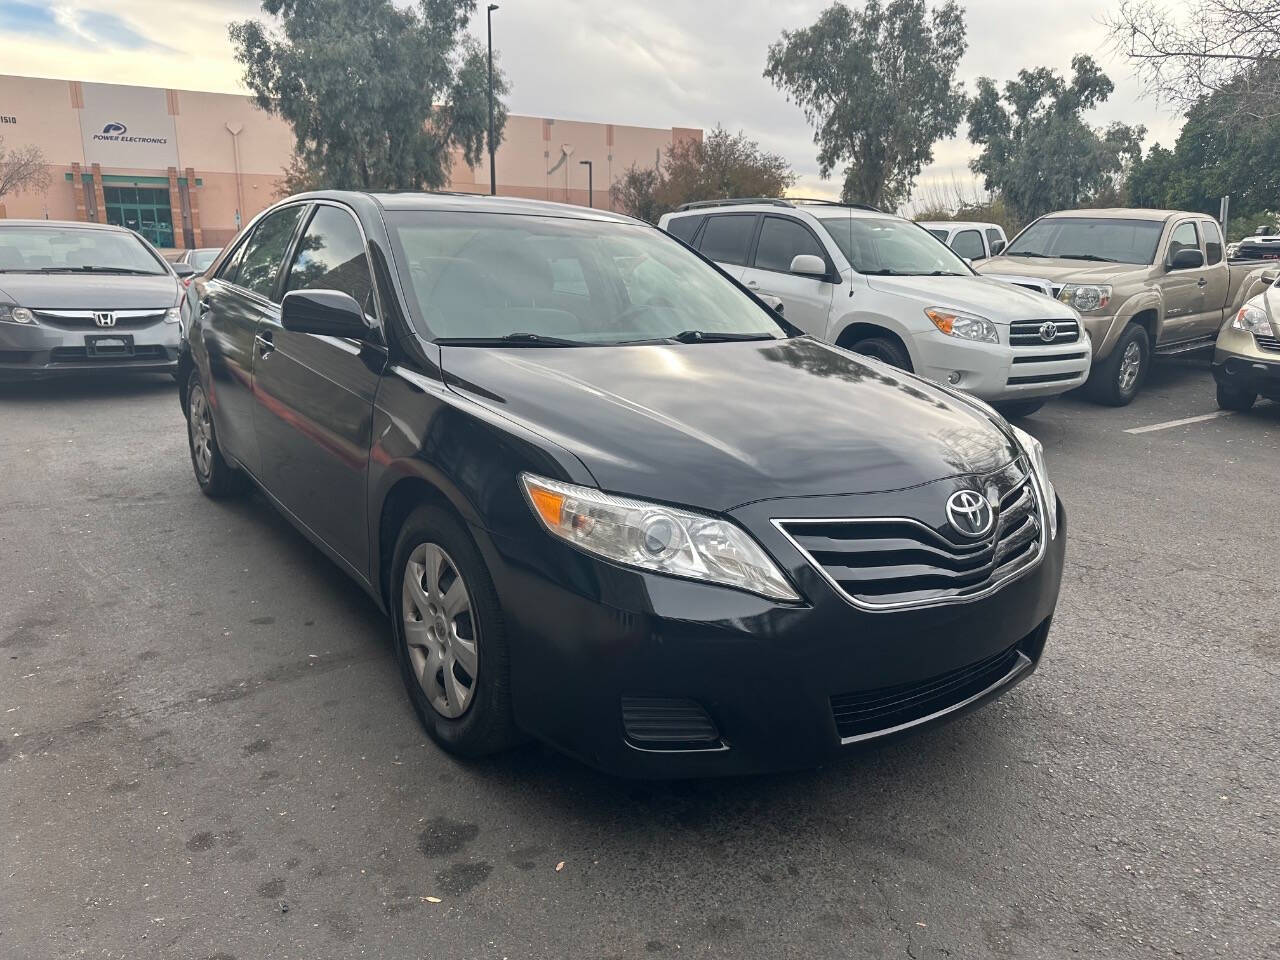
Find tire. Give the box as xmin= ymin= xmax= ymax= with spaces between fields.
xmin=1216 ymin=381 xmax=1257 ymax=412
xmin=1086 ymin=323 xmax=1149 ymax=406
xmin=185 ymin=371 xmax=248 ymax=498
xmin=849 ymin=335 xmax=912 ymax=371
xmin=390 ymin=505 xmax=520 ymax=758
xmin=994 ymin=398 xmax=1046 ymax=419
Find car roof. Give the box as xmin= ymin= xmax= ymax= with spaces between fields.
xmin=286 ymin=189 xmax=639 ymax=225
xmin=665 ymin=201 xmax=899 ymax=223
xmin=917 ymin=221 xmax=1002 ymax=231
xmin=1041 ymin=208 xmax=1206 ymax=223
xmin=0 ymin=219 xmax=135 ymax=233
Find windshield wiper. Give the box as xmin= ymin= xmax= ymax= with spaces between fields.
xmin=1057 ymin=254 xmax=1119 ymax=262
xmin=34 ymin=266 xmax=159 ymax=275
xmin=435 ymin=332 xmax=588 ymax=347
xmin=668 ymin=330 xmax=778 ymax=343
xmin=1005 ymin=251 xmax=1051 ymax=258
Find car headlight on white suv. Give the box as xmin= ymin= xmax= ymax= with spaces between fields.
xmin=925 ymin=307 xmax=999 ymax=344
xmin=1009 ymin=425 xmax=1057 ymax=540
xmin=520 ymin=473 xmax=800 ymax=601
xmin=164 ymin=306 xmax=181 ymax=324
xmin=1058 ymin=284 xmax=1111 ymax=313
xmin=1231 ymin=303 xmax=1275 ymax=336
xmin=0 ymin=305 xmax=35 ymax=325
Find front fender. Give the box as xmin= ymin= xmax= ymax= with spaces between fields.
xmin=829 ymin=309 xmax=925 ymax=369
xmin=1098 ymin=290 xmax=1164 ymax=356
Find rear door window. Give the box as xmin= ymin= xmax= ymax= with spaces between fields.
xmin=1201 ymin=220 xmax=1224 ymax=265
xmin=952 ymin=229 xmax=986 ymax=259
xmin=235 ymin=205 xmax=306 ymax=301
xmin=697 ymin=214 xmax=757 ymax=267
xmin=753 ymin=216 xmax=827 ymax=274
xmin=665 ymin=214 xmax=703 ymax=244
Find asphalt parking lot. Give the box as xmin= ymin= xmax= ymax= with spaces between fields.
xmin=2 ymin=359 xmax=1277 ymax=960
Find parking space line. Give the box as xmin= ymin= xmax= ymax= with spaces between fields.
xmin=1124 ymin=411 xmax=1234 ymax=434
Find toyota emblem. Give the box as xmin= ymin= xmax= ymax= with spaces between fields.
xmin=1038 ymin=321 xmax=1058 ymax=342
xmin=946 ymin=489 xmax=995 ymax=538
xmin=93 ymin=312 xmax=117 ymax=328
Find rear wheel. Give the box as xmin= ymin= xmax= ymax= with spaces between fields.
xmin=994 ymin=398 xmax=1046 ymax=419
xmin=390 ymin=505 xmax=520 ymax=758
xmin=1087 ymin=323 xmax=1149 ymax=406
xmin=849 ymin=335 xmax=912 ymax=371
xmin=1216 ymin=382 xmax=1257 ymax=412
xmin=185 ymin=372 xmax=247 ymax=498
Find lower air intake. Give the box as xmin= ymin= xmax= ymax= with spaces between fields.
xmin=621 ymin=697 xmax=721 ymax=750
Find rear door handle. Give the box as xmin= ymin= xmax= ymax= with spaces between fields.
xmin=255 ymin=331 xmax=275 ymax=357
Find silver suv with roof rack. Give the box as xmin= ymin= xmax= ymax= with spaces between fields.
xmin=659 ymin=199 xmax=1089 ymax=418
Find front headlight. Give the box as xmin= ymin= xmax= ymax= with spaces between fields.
xmin=1058 ymin=284 xmax=1112 ymax=313
xmin=925 ymin=307 xmax=999 ymax=344
xmin=1009 ymin=425 xmax=1057 ymax=540
xmin=0 ymin=305 xmax=35 ymax=325
xmin=520 ymin=473 xmax=800 ymax=601
xmin=164 ymin=306 xmax=182 ymax=324
xmin=1231 ymin=304 xmax=1275 ymax=336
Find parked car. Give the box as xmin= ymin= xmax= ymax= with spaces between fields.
xmin=172 ymin=247 xmax=223 ymax=285
xmin=1213 ymin=285 xmax=1280 ymax=410
xmin=180 ymin=190 xmax=1065 ymax=777
xmin=0 ymin=219 xmax=193 ymax=380
xmin=917 ymin=220 xmax=1008 ymax=261
xmin=979 ymin=208 xmax=1276 ymax=405
xmin=658 ymin=199 xmax=1088 ymax=419
xmin=1229 ymin=227 xmax=1280 ymax=262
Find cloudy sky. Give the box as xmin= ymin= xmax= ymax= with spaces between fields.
xmin=0 ymin=0 xmax=1187 ymax=207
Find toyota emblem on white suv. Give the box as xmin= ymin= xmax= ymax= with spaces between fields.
xmin=1038 ymin=321 xmax=1058 ymax=342
xmin=946 ymin=489 xmax=995 ymax=538
xmin=93 ymin=312 xmax=117 ymax=328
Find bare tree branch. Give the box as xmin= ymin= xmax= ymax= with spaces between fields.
xmin=0 ymin=139 xmax=51 ymax=202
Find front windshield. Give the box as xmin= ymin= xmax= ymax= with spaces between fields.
xmin=386 ymin=211 xmax=788 ymax=345
xmin=1004 ymin=217 xmax=1164 ymax=265
xmin=815 ymin=216 xmax=971 ymax=276
xmin=0 ymin=226 xmax=167 ymax=274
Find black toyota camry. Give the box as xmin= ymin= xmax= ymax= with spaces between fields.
xmin=179 ymin=191 xmax=1064 ymax=777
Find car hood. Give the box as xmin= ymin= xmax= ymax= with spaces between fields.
xmin=979 ymin=256 xmax=1145 ymax=285
xmin=440 ymin=337 xmax=1019 ymax=513
xmin=863 ymin=273 xmax=1075 ymax=321
xmin=0 ymin=272 xmax=180 ymax=309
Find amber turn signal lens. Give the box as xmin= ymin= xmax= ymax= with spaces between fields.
xmin=925 ymin=308 xmax=955 ymax=335
xmin=527 ymin=485 xmax=565 ymax=528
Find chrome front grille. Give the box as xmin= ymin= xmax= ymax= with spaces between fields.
xmin=1255 ymin=334 xmax=1280 ymax=353
xmin=1010 ymin=318 xmax=1080 ymax=346
xmin=776 ymin=472 xmax=1044 ymax=611
xmin=32 ymin=309 xmax=168 ymax=330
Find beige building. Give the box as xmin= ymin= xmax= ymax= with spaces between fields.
xmin=0 ymin=74 xmax=700 ymax=248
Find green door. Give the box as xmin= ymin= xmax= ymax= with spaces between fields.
xmin=103 ymin=186 xmax=175 ymax=248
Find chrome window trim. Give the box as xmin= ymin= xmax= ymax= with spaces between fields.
xmin=772 ymin=466 xmax=1046 ymax=613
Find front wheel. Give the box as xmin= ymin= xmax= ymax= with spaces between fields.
xmin=994 ymin=398 xmax=1046 ymax=419
xmin=1087 ymin=323 xmax=1149 ymax=406
xmin=390 ymin=505 xmax=520 ymax=758
xmin=849 ymin=336 xmax=912 ymax=371
xmin=1216 ymin=382 xmax=1257 ymax=412
xmin=186 ymin=372 xmax=248 ymax=498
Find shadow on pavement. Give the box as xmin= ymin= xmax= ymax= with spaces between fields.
xmin=0 ymin=373 xmax=176 ymax=401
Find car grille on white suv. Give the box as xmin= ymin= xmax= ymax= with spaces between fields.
xmin=1009 ymin=318 xmax=1080 ymax=346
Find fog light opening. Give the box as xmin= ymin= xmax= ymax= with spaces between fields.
xmin=947 ymin=371 xmax=962 ymax=385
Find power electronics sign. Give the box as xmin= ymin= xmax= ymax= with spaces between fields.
xmin=78 ymin=83 xmax=179 ymax=167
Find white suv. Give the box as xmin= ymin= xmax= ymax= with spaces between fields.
xmin=659 ymin=199 xmax=1090 ymax=417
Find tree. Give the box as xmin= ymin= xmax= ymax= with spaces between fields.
xmin=967 ymin=55 xmax=1145 ymax=224
xmin=609 ymin=127 xmax=795 ymax=222
xmin=0 ymin=139 xmax=50 ymax=203
xmin=230 ymin=0 xmax=508 ymax=192
xmin=764 ymin=0 xmax=967 ymax=210
xmin=1107 ymin=0 xmax=1280 ymax=121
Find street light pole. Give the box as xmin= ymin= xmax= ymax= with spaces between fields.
xmin=579 ymin=159 xmax=592 ymax=208
xmin=487 ymin=4 xmax=499 ymax=196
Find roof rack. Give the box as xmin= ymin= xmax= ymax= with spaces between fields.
xmin=673 ymin=196 xmax=883 ymax=213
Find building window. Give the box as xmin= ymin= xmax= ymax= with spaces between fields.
xmin=103 ymin=186 xmax=174 ymax=248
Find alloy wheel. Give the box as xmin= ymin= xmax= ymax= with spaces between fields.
xmin=401 ymin=543 xmax=478 ymax=719
xmin=1118 ymin=341 xmax=1142 ymax=394
xmin=189 ymin=386 xmax=213 ymax=481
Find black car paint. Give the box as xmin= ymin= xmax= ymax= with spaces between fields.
xmin=181 ymin=191 xmax=1064 ymax=777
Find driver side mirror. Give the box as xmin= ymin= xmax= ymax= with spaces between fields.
xmin=172 ymin=262 xmax=196 ymax=279
xmin=790 ymin=254 xmax=827 ymax=278
xmin=990 ymin=239 xmax=1006 ymax=255
xmin=281 ymin=288 xmax=379 ymax=342
xmin=1168 ymin=248 xmax=1205 ymax=271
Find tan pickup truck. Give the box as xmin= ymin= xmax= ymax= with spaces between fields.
xmin=979 ymin=208 xmax=1275 ymax=404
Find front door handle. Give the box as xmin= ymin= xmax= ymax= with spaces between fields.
xmin=745 ymin=279 xmax=760 ymax=289
xmin=200 ymin=296 xmax=213 ymax=311
xmin=1197 ymin=277 xmax=1207 ymax=288
xmin=255 ymin=331 xmax=275 ymax=357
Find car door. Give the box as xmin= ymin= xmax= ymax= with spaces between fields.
xmin=693 ymin=213 xmax=757 ymax=281
xmin=1162 ymin=219 xmax=1205 ymax=342
xmin=1196 ymin=219 xmax=1230 ymax=333
xmin=252 ymin=201 xmax=385 ymax=578
xmin=197 ymin=204 xmax=306 ymax=477
xmin=951 ymin=228 xmax=987 ymax=262
xmin=738 ymin=214 xmax=835 ymax=336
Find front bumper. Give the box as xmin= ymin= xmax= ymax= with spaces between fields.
xmin=0 ymin=319 xmax=180 ymax=380
xmin=1213 ymin=325 xmax=1280 ymax=396
xmin=912 ymin=329 xmax=1092 ymax=401
xmin=483 ymin=492 xmax=1066 ymax=778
